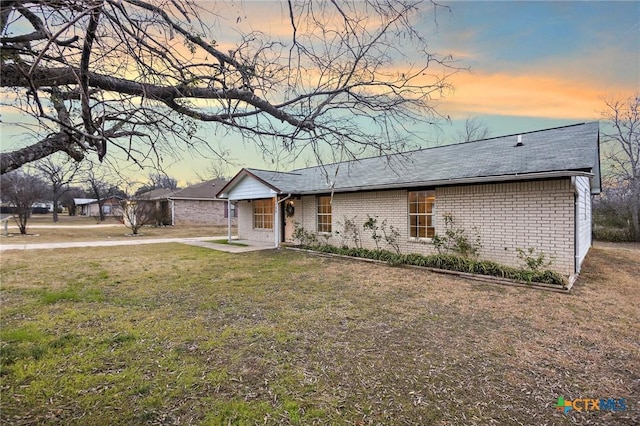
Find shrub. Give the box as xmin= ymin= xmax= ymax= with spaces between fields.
xmin=432 ymin=213 xmax=482 ymax=259
xmin=292 ymin=224 xmax=318 ymax=246
xmin=362 ymin=215 xmax=401 ymax=254
xmin=363 ymin=215 xmax=382 ymax=249
xmin=516 ymin=247 xmax=555 ymax=272
xmin=335 ymin=216 xmax=361 ymax=248
xmin=593 ymin=225 xmax=635 ymax=242
xmin=298 ymin=244 xmax=567 ymax=287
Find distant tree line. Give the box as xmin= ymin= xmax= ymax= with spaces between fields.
xmin=0 ymin=158 xmax=182 ymax=234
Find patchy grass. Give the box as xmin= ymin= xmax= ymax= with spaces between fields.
xmin=1 ymin=244 xmax=638 ymax=425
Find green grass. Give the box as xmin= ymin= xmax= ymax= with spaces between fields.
xmin=1 ymin=244 xmax=638 ymax=425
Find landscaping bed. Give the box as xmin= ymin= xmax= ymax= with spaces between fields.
xmin=291 ymin=244 xmax=568 ymax=289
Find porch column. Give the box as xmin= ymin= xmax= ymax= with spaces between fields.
xmin=273 ymin=197 xmax=279 ymax=248
xmin=227 ymin=200 xmax=232 ymax=243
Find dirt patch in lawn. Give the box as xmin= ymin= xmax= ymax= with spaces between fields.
xmin=1 ymin=244 xmax=638 ymax=425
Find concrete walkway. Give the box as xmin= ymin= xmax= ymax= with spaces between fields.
xmin=0 ymin=237 xmax=275 ymax=253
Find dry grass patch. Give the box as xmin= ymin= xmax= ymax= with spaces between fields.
xmin=1 ymin=244 xmax=638 ymax=425
xmin=1 ymin=214 xmax=233 ymax=243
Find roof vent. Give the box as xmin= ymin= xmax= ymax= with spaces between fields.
xmin=514 ymin=135 xmax=524 ymax=147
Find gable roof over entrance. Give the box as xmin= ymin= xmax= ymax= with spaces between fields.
xmin=217 ymin=122 xmax=601 ymax=199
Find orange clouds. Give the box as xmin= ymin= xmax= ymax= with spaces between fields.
xmin=440 ymin=71 xmax=612 ymax=120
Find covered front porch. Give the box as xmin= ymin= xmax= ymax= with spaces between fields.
xmin=216 ymin=169 xmax=302 ymax=249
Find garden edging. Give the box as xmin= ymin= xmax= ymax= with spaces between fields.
xmin=285 ymin=247 xmax=573 ymax=293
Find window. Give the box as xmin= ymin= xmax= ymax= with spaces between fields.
xmin=102 ymin=205 xmax=111 ymax=215
xmin=224 ymin=202 xmax=238 ymax=218
xmin=317 ymin=196 xmax=332 ymax=233
xmin=253 ymin=199 xmax=273 ymax=229
xmin=408 ymin=190 xmax=435 ymax=238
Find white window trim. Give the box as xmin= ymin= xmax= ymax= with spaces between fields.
xmin=316 ymin=195 xmax=332 ymax=234
xmin=408 ymin=190 xmax=435 ymax=240
xmin=253 ymin=199 xmax=274 ymax=230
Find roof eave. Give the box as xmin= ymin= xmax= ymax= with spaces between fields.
xmin=297 ymin=170 xmax=595 ymax=195
xmin=216 ymin=168 xmax=282 ymax=199
xmin=168 ymin=197 xmax=221 ymax=201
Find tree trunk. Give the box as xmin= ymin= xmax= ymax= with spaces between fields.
xmin=16 ymin=213 xmax=28 ymax=234
xmin=98 ymin=200 xmax=105 ymax=222
xmin=52 ymin=200 xmax=59 ymax=223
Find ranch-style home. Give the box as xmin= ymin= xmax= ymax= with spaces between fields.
xmin=136 ymin=179 xmax=237 ymax=226
xmin=217 ymin=122 xmax=601 ymax=281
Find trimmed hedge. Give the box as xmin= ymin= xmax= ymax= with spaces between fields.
xmin=300 ymin=245 xmax=568 ymax=287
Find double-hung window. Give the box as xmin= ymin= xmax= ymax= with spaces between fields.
xmin=408 ymin=190 xmax=435 ymax=238
xmin=317 ymin=196 xmax=332 ymax=233
xmin=253 ymin=199 xmax=274 ymax=229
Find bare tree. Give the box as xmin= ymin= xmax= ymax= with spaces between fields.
xmin=121 ymin=196 xmax=155 ymax=235
xmin=196 ymin=149 xmax=236 ymax=181
xmin=1 ymin=0 xmax=455 ymax=175
xmin=601 ymin=94 xmax=640 ymax=241
xmin=149 ymin=173 xmax=178 ymax=190
xmin=134 ymin=172 xmax=178 ymax=196
xmin=35 ymin=154 xmax=81 ymax=222
xmin=84 ymin=168 xmax=122 ymax=222
xmin=0 ymin=170 xmax=47 ymax=234
xmin=457 ymin=117 xmax=491 ymax=142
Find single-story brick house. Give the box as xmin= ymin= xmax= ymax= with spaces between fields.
xmin=73 ymin=197 xmax=124 ymax=217
xmin=135 ymin=188 xmax=175 ymax=225
xmin=217 ymin=122 xmax=601 ymax=281
xmin=137 ymin=179 xmax=237 ymax=226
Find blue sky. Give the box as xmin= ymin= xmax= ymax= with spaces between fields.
xmin=182 ymin=0 xmax=639 ymax=183
xmin=1 ymin=1 xmax=638 ymax=185
xmin=425 ymin=1 xmax=639 ymax=133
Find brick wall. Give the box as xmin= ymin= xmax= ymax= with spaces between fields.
xmin=294 ymin=178 xmax=576 ymax=276
xmin=173 ymin=199 xmax=236 ymax=226
xmin=436 ymin=179 xmax=575 ymax=276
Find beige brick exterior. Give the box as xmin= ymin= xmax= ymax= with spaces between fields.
xmin=287 ymin=178 xmax=578 ymax=277
xmin=238 ymin=198 xmax=276 ymax=243
xmin=173 ymin=199 xmax=236 ymax=226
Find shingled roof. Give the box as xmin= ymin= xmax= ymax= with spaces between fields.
xmin=170 ymin=178 xmax=228 ymax=200
xmin=219 ymin=122 xmax=601 ymax=197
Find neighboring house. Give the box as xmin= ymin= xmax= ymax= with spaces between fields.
xmin=169 ymin=179 xmax=237 ymax=226
xmin=73 ymin=197 xmax=124 ymax=217
xmin=135 ymin=188 xmax=175 ymax=225
xmin=217 ymin=122 xmax=601 ymax=282
xmin=136 ymin=179 xmax=236 ymax=226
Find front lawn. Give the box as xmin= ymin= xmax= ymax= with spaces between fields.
xmin=0 ymin=245 xmax=638 ymax=424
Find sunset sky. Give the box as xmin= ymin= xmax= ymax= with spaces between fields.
xmin=1 ymin=0 xmax=639 ymax=185
xmin=174 ymin=0 xmax=640 ymax=182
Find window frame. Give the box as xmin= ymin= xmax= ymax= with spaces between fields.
xmin=224 ymin=201 xmax=238 ymax=219
xmin=408 ymin=190 xmax=435 ymax=239
xmin=253 ymin=198 xmax=274 ymax=230
xmin=316 ymin=195 xmax=332 ymax=233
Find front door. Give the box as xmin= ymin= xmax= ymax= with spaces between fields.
xmin=284 ymin=199 xmax=298 ymax=242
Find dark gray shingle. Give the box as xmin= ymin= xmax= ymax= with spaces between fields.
xmin=247 ymin=122 xmax=600 ymax=194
